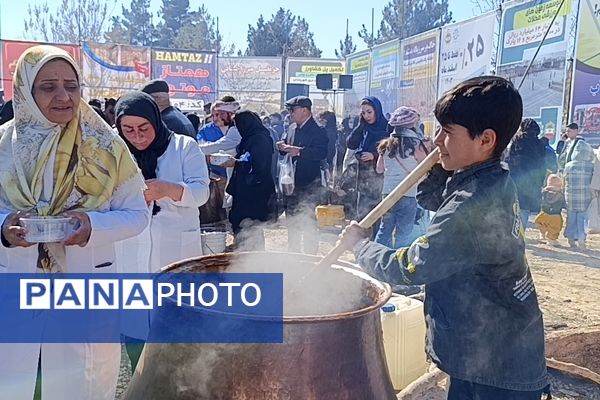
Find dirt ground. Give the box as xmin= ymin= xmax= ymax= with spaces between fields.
xmin=115 ymin=219 xmax=600 ymax=399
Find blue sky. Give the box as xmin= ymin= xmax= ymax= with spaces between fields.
xmin=0 ymin=0 xmax=482 ymax=57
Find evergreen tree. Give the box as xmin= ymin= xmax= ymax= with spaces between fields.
xmin=156 ymin=0 xmax=191 ymax=47
xmin=174 ymin=5 xmax=222 ymax=52
xmin=335 ymin=19 xmax=356 ymax=58
xmin=359 ymin=0 xmax=453 ymax=46
xmin=246 ymin=8 xmax=321 ymax=57
xmin=357 ymin=26 xmax=376 ymax=49
xmin=287 ymin=17 xmax=322 ymax=57
xmin=24 ymin=0 xmax=110 ymax=43
xmin=105 ymin=0 xmax=155 ymax=46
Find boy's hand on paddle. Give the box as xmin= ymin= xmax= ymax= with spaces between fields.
xmin=338 ymin=221 xmax=371 ymax=251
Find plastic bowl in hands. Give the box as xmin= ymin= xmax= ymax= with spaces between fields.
xmin=209 ymin=152 xmax=234 ymax=166
xmin=19 ymin=216 xmax=77 ymax=243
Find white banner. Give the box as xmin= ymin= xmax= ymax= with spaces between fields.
xmin=438 ymin=12 xmax=497 ymax=94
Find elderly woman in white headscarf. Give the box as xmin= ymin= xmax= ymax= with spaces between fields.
xmin=0 ymin=45 xmax=149 ymax=399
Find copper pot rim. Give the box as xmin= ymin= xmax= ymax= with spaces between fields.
xmin=159 ymin=251 xmax=393 ymax=323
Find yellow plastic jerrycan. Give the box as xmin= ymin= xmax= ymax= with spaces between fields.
xmin=315 ymin=204 xmax=345 ymax=228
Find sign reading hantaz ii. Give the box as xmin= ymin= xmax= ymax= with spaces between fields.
xmin=151 ymin=49 xmax=217 ymax=102
xmin=154 ymin=51 xmax=215 ymax=64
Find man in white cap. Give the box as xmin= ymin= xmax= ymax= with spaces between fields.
xmin=198 ymin=96 xmax=242 ymax=211
xmin=199 ymin=96 xmax=242 ymax=154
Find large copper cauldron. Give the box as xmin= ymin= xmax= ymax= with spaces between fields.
xmin=124 ymin=252 xmax=395 ymax=400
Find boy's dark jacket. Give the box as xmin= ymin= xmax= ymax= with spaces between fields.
xmin=355 ymin=159 xmax=547 ymax=391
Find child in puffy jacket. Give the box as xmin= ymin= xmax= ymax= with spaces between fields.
xmin=534 ymin=174 xmax=566 ymax=246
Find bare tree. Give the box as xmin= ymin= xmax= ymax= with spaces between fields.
xmin=470 ymin=0 xmax=503 ymax=14
xmin=24 ymin=0 xmax=112 ymax=43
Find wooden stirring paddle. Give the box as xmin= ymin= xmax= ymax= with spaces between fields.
xmin=317 ymin=147 xmax=441 ymax=268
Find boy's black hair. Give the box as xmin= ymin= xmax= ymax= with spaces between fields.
xmin=434 ymin=76 xmax=523 ymax=157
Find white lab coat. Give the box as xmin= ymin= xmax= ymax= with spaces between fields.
xmin=116 ymin=134 xmax=210 ymax=275
xmin=0 ymin=173 xmax=150 ymax=399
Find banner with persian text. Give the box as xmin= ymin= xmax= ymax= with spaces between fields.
xmin=370 ymin=40 xmax=400 ymax=114
xmin=438 ymin=12 xmax=497 ymax=95
xmin=152 ymin=49 xmax=216 ymax=112
xmin=81 ymin=42 xmax=151 ymax=101
xmin=1 ymin=40 xmax=81 ymax=100
xmin=218 ymin=57 xmax=283 ymax=114
xmin=399 ymin=29 xmax=440 ymax=135
xmin=286 ymin=58 xmax=345 ymax=115
xmin=497 ymin=0 xmax=572 ymax=144
xmin=343 ymin=51 xmax=371 ymax=117
xmin=570 ymin=0 xmax=600 ymax=144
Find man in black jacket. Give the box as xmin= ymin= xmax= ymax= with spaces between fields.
xmin=277 ymin=96 xmax=328 ymax=254
xmin=141 ymin=79 xmax=197 ymax=139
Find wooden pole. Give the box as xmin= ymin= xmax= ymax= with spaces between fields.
xmin=316 ymin=148 xmax=440 ymax=268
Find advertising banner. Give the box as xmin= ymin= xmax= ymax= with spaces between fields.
xmin=343 ymin=50 xmax=371 ymax=117
xmin=1 ymin=40 xmax=80 ymax=100
xmin=399 ymin=30 xmax=440 ymax=135
xmin=152 ymin=49 xmax=217 ymax=112
xmin=370 ymin=40 xmax=400 ymax=114
xmin=82 ymin=42 xmax=151 ymax=101
xmin=438 ymin=12 xmax=497 ymax=94
xmin=286 ymin=58 xmax=345 ymax=115
xmin=218 ymin=57 xmax=283 ymax=114
xmin=497 ymin=0 xmax=572 ymax=144
xmin=570 ymin=0 xmax=600 ymax=143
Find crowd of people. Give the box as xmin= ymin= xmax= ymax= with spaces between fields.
xmin=506 ymin=121 xmax=599 ymax=249
xmin=0 ymin=44 xmax=598 ymax=399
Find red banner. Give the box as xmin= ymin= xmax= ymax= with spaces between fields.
xmin=1 ymin=40 xmax=81 ymax=100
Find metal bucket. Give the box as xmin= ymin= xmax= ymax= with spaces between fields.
xmin=123 ymin=252 xmax=395 ymax=400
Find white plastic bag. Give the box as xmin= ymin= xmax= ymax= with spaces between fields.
xmin=279 ymin=154 xmax=295 ymax=196
xmin=588 ymin=191 xmax=600 ymax=233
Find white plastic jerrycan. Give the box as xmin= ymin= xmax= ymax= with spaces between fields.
xmin=380 ymin=294 xmax=427 ymax=390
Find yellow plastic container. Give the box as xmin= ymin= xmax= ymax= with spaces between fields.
xmin=315 ymin=205 xmax=345 ymax=228
xmin=380 ymin=295 xmax=427 ymax=390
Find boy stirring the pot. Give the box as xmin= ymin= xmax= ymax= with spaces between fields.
xmin=339 ymin=76 xmax=547 ymax=399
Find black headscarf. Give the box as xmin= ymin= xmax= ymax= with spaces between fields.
xmin=115 ymin=91 xmax=173 ymax=214
xmin=234 ymin=110 xmax=272 ymax=157
xmin=520 ymin=118 xmax=541 ymax=138
xmin=0 ymin=100 xmax=14 ymax=126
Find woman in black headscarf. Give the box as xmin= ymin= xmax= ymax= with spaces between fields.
xmin=227 ymin=110 xmax=276 ymax=250
xmin=114 ymin=91 xmax=209 ymax=371
xmin=346 ymin=96 xmax=389 ymax=220
xmin=506 ymin=118 xmax=547 ymax=227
